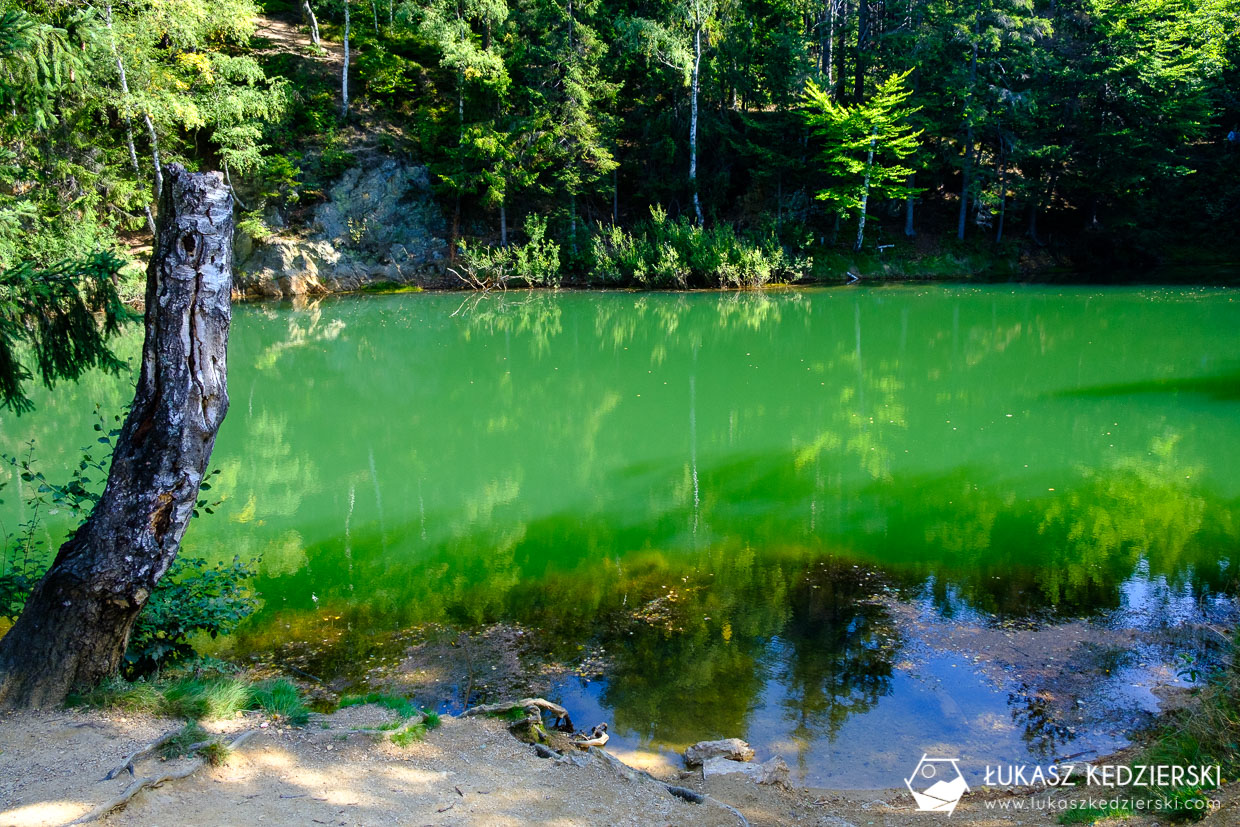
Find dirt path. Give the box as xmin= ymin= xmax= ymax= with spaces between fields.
xmin=252 ymin=13 xmax=342 ymax=67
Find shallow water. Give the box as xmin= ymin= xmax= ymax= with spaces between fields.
xmin=3 ymin=285 xmax=1239 ymax=786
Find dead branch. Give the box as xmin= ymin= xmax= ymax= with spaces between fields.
xmin=102 ymin=729 xmax=184 ymax=780
xmin=460 ymin=698 xmax=570 ymax=719
xmin=460 ymin=697 xmax=571 ymax=726
xmin=74 ymin=730 xmax=260 ymax=824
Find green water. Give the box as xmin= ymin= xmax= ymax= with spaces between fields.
xmin=3 ymin=285 xmax=1239 ymax=786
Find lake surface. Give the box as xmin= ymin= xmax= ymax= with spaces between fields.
xmin=3 ymin=285 xmax=1239 ymax=787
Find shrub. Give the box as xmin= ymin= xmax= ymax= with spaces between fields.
xmin=1 ymin=422 xmax=259 ymax=676
xmin=453 ymin=215 xmax=562 ymax=289
xmin=588 ymin=206 xmax=811 ymax=288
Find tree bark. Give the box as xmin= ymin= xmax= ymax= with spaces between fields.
xmin=904 ymin=173 xmax=915 ymax=237
xmin=105 ymin=4 xmax=157 ymax=237
xmin=689 ymin=19 xmax=704 ymax=227
xmin=0 ymin=165 xmax=233 ymax=709
xmin=341 ymin=0 xmax=350 ymax=118
xmin=854 ymin=125 xmax=876 ymax=251
xmin=303 ymin=0 xmax=321 ymax=45
xmin=834 ymin=0 xmax=849 ymax=101
xmin=995 ymin=132 xmax=1006 ymax=243
xmin=854 ymin=0 xmax=868 ymax=101
xmin=143 ymin=113 xmax=163 ymax=201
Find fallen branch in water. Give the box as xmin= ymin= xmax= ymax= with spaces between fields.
xmin=74 ymin=730 xmax=260 ymax=824
xmin=460 ymin=698 xmax=571 ymax=726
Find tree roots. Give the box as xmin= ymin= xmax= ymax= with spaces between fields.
xmin=73 ymin=730 xmax=259 ymax=824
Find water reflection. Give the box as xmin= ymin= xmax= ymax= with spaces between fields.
xmin=2 ymin=286 xmax=1238 ymax=785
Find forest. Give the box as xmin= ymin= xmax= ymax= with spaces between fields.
xmin=1 ymin=0 xmax=1238 ymax=289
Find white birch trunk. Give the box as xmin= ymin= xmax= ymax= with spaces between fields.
xmin=341 ymin=0 xmax=350 ymax=118
xmin=854 ymin=125 xmax=876 ymax=252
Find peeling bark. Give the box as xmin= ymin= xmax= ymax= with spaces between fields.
xmin=0 ymin=165 xmax=233 ymax=709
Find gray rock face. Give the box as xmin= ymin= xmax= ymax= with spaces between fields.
xmin=235 ymin=159 xmax=449 ymax=300
xmin=701 ymin=755 xmax=790 ymax=787
xmin=684 ymin=738 xmax=755 ymax=767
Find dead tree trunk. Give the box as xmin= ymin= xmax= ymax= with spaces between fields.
xmin=0 ymin=165 xmax=233 ymax=709
xmin=303 ymin=0 xmax=321 ymax=45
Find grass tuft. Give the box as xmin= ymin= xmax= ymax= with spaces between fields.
xmin=248 ymin=679 xmax=310 ymax=726
xmin=163 ymin=677 xmax=251 ymax=720
xmin=161 ymin=722 xmax=211 ymax=759
xmin=197 ymin=740 xmax=232 ymax=767
xmin=390 ymin=722 xmax=427 ymax=747
xmin=338 ymin=692 xmax=418 ymax=719
xmin=72 ymin=675 xmax=311 ymax=728
xmin=71 ymin=676 xmax=250 ymax=720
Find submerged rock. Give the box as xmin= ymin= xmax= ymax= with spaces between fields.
xmin=684 ymin=738 xmax=755 ymax=767
xmin=235 ymin=159 xmax=449 ymax=300
xmin=701 ymin=755 xmax=789 ymax=786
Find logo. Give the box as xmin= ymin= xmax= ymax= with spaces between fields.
xmin=906 ymin=754 xmax=969 ymax=816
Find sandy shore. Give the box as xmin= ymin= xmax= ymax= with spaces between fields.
xmin=2 ymin=704 xmax=1237 ymax=826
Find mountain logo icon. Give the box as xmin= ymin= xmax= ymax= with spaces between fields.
xmin=905 ymin=754 xmax=969 ymax=816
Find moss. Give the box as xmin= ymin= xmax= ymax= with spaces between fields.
xmin=356 ymin=281 xmax=423 ymax=294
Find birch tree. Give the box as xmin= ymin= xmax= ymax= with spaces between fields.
xmin=803 ymin=70 xmax=921 ymax=251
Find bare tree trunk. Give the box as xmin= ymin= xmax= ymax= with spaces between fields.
xmin=371 ymin=0 xmax=379 ymax=33
xmin=303 ymin=0 xmax=321 ymax=45
xmin=823 ymin=0 xmax=834 ymax=86
xmin=854 ymin=0 xmax=868 ymax=101
xmin=854 ymin=125 xmax=876 ymax=252
xmin=143 ymin=115 xmax=163 ymax=201
xmin=995 ymin=134 xmax=1007 ymax=243
xmin=500 ymin=203 xmax=507 ymax=247
xmin=689 ymin=21 xmax=704 ymax=226
xmin=956 ymin=31 xmax=978 ymax=242
xmin=613 ymin=166 xmax=619 ymax=224
xmin=104 ymin=4 xmax=157 ymax=237
xmin=835 ymin=0 xmax=849 ymax=101
xmin=341 ymin=0 xmax=350 ymax=118
xmin=957 ymin=132 xmax=972 ymax=241
xmin=904 ymin=173 xmax=915 ymax=237
xmin=0 ymin=165 xmax=233 ymax=709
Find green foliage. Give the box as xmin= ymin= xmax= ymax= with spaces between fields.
xmin=161 ymin=722 xmax=212 ymax=758
xmin=126 ymin=555 xmax=261 ymax=675
xmin=71 ymin=674 xmax=311 ymax=726
xmin=803 ymin=71 xmax=922 ymax=248
xmin=72 ymin=675 xmax=252 ymax=720
xmin=337 ymin=692 xmax=438 ymax=743
xmin=0 ymin=253 xmax=131 ymax=413
xmin=589 ymin=207 xmax=810 ymax=288
xmin=339 ymin=691 xmax=418 ymax=717
xmin=163 ymin=679 xmax=252 ymax=720
xmin=455 ymin=215 xmax=562 ymax=287
xmin=248 ymin=678 xmax=310 ymax=725
xmin=0 ymin=428 xmax=258 ymax=672
xmin=1054 ymin=635 xmax=1240 ymax=824
xmin=1 ymin=0 xmax=1238 ymax=283
xmin=1058 ymin=802 xmax=1132 ymax=824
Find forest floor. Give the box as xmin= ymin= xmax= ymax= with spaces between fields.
xmin=2 ymin=702 xmax=1239 ymax=826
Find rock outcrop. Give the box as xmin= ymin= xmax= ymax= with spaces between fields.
xmin=234 ymin=159 xmax=449 ymax=300
xmin=702 ymin=755 xmax=790 ymax=787
xmin=684 ymin=739 xmax=755 ymax=767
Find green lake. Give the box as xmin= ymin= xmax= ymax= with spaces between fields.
xmin=3 ymin=285 xmax=1240 ymax=787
